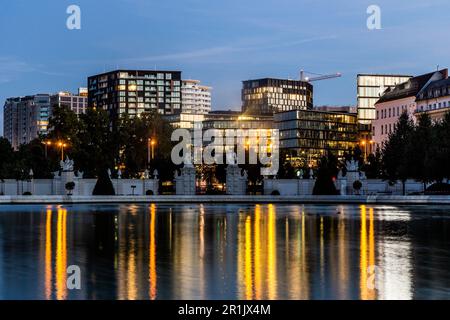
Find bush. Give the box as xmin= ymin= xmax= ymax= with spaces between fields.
xmin=146 ymin=190 xmax=154 ymax=196
xmin=353 ymin=180 xmax=362 ymax=191
xmin=271 ymin=190 xmax=280 ymax=196
xmin=23 ymin=192 xmax=32 ymax=196
xmin=93 ymin=169 xmax=116 ymax=196
xmin=65 ymin=182 xmax=76 ymax=195
xmin=425 ymin=183 xmax=450 ymax=195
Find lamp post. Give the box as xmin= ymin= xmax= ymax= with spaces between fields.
xmin=361 ymin=140 xmax=367 ymax=162
xmin=43 ymin=141 xmax=52 ymax=159
xmin=58 ymin=141 xmax=67 ymax=161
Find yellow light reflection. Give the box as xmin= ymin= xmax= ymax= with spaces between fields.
xmin=45 ymin=209 xmax=52 ymax=300
xmin=55 ymin=208 xmax=67 ymax=300
xmin=149 ymin=204 xmax=157 ymax=300
xmin=244 ymin=215 xmax=253 ymax=300
xmin=266 ymin=204 xmax=277 ymax=300
xmin=360 ymin=205 xmax=376 ymax=300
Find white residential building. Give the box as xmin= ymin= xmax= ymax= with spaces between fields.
xmin=372 ymin=69 xmax=448 ymax=149
xmin=181 ymin=80 xmax=212 ymax=114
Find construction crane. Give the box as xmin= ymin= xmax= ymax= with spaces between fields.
xmin=300 ymin=70 xmax=342 ymax=82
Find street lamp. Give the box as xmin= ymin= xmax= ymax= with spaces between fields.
xmin=148 ymin=138 xmax=157 ymax=165
xmin=43 ymin=141 xmax=52 ymax=158
xmin=58 ymin=141 xmax=67 ymax=161
xmin=360 ymin=139 xmax=369 ymax=162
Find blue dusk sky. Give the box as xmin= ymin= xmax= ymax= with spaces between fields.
xmin=1 ymin=0 xmax=450 ymax=134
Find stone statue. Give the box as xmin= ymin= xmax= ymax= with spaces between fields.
xmin=29 ymin=169 xmax=34 ymax=178
xmin=144 ymin=169 xmax=150 ymax=179
xmin=153 ymin=169 xmax=159 ymax=179
xmin=360 ymin=171 xmax=367 ymax=180
xmin=183 ymin=152 xmax=193 ymax=167
xmin=60 ymin=157 xmax=74 ymax=172
xmin=309 ymin=168 xmax=314 ymax=180
xmin=226 ymin=152 xmax=237 ymax=165
xmin=107 ymin=168 xmax=112 ymax=178
xmin=117 ymin=169 xmax=122 ymax=179
xmin=299 ymin=169 xmax=304 ymax=179
xmin=346 ymin=159 xmax=359 ymax=172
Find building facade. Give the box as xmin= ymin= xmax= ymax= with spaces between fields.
xmin=181 ymin=80 xmax=211 ymax=114
xmin=275 ymin=109 xmax=358 ymax=167
xmin=415 ymin=77 xmax=450 ymax=122
xmin=88 ymin=70 xmax=182 ymax=121
xmin=372 ymin=69 xmax=448 ymax=149
xmin=242 ymin=78 xmax=313 ymax=115
xmin=357 ymin=74 xmax=412 ymax=125
xmin=50 ymin=88 xmax=88 ymax=115
xmin=3 ymin=94 xmax=50 ymax=149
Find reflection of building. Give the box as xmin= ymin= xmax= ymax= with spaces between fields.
xmin=357 ymin=74 xmax=412 ymax=125
xmin=181 ymin=80 xmax=212 ymax=114
xmin=415 ymin=77 xmax=450 ymax=122
xmin=50 ymin=88 xmax=88 ymax=116
xmin=372 ymin=69 xmax=447 ymax=149
xmin=87 ymin=70 xmax=182 ymax=121
xmin=242 ymin=78 xmax=313 ymax=115
xmin=275 ymin=109 xmax=358 ymax=167
xmin=3 ymin=94 xmax=50 ymax=149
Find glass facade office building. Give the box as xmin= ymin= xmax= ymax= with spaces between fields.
xmin=88 ymin=70 xmax=182 ymax=122
xmin=242 ymin=78 xmax=313 ymax=115
xmin=275 ymin=110 xmax=358 ymax=167
xmin=357 ymin=74 xmax=411 ymax=125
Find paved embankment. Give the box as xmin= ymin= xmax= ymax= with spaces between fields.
xmin=1 ymin=195 xmax=450 ymax=205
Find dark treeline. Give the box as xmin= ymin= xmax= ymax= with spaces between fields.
xmin=0 ymin=106 xmax=175 ymax=182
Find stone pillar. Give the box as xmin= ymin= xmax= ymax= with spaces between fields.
xmin=175 ymin=163 xmax=196 ymax=195
xmin=226 ymin=165 xmax=247 ymax=195
xmin=59 ymin=157 xmax=75 ymax=195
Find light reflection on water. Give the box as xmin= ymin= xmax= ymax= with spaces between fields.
xmin=0 ymin=203 xmax=449 ymax=300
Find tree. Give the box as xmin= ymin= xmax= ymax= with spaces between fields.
xmin=364 ymin=148 xmax=382 ymax=179
xmin=433 ymin=111 xmax=450 ymax=182
xmin=381 ymin=112 xmax=414 ymax=195
xmin=92 ymin=169 xmax=115 ymax=195
xmin=313 ymin=152 xmax=339 ymax=195
xmin=76 ymin=108 xmax=116 ymax=178
xmin=0 ymin=138 xmax=14 ymax=180
xmin=406 ymin=113 xmax=434 ymax=189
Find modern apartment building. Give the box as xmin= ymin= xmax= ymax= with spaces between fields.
xmin=275 ymin=109 xmax=359 ymax=168
xmin=50 ymin=88 xmax=88 ymax=115
xmin=357 ymin=74 xmax=412 ymax=125
xmin=87 ymin=70 xmax=182 ymax=122
xmin=372 ymin=69 xmax=448 ymax=149
xmin=181 ymin=80 xmax=212 ymax=114
xmin=3 ymin=94 xmax=50 ymax=149
xmin=242 ymin=78 xmax=313 ymax=115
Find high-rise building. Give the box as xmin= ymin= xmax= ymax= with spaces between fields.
xmin=357 ymin=74 xmax=412 ymax=125
xmin=87 ymin=70 xmax=182 ymax=122
xmin=242 ymin=78 xmax=313 ymax=115
xmin=50 ymin=88 xmax=88 ymax=115
xmin=3 ymin=94 xmax=50 ymax=149
xmin=181 ymin=80 xmax=212 ymax=114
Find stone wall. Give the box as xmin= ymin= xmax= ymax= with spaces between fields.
xmin=0 ymin=178 xmax=159 ymax=196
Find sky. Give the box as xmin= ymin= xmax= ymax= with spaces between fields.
xmin=1 ymin=0 xmax=450 ymax=135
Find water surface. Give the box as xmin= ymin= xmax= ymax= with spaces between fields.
xmin=0 ymin=203 xmax=449 ymax=300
